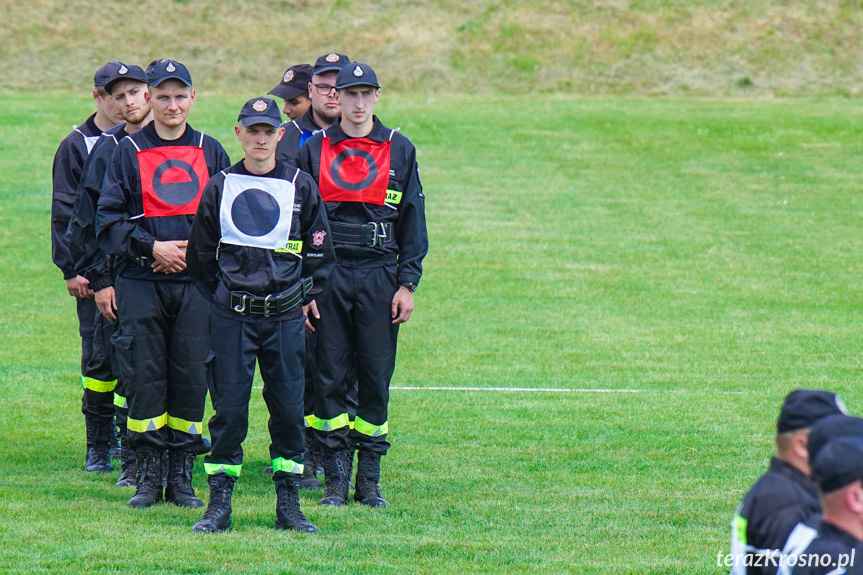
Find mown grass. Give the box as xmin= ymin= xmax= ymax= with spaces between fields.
xmin=2 ymin=0 xmax=863 ymax=96
xmin=1 ymin=93 xmax=863 ymax=573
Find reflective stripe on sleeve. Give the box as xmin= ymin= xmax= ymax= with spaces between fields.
xmin=113 ymin=393 xmax=127 ymax=409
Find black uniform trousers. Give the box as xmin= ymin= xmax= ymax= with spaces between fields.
xmin=313 ymin=258 xmax=399 ymax=455
xmin=80 ymin=299 xmax=117 ymax=421
xmin=205 ymin=310 xmax=306 ymax=479
xmin=304 ymin=332 xmax=358 ymax=423
xmin=83 ymin=312 xmax=129 ymax=431
xmin=112 ymin=276 xmax=208 ymax=452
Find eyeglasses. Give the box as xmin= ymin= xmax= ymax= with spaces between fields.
xmin=311 ymin=83 xmax=337 ymax=95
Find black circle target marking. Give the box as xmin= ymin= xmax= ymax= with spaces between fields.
xmin=329 ymin=149 xmax=378 ymax=191
xmin=152 ymin=160 xmax=200 ymax=206
xmin=231 ymin=188 xmax=280 ymax=237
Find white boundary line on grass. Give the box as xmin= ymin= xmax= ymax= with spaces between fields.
xmin=251 ymin=385 xmax=743 ymax=394
xmin=391 ymin=386 xmax=641 ymax=393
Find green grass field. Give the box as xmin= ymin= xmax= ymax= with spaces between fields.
xmin=2 ymin=93 xmax=863 ymax=574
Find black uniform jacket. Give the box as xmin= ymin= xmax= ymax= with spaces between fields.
xmin=274 ymin=107 xmax=321 ymax=168
xmin=97 ymin=122 xmax=230 ymax=282
xmin=297 ymin=116 xmax=427 ymax=287
xmin=737 ymin=458 xmax=821 ymax=575
xmin=66 ymin=123 xmax=127 ymax=291
xmin=790 ymin=520 xmax=858 ymax=574
xmin=52 ymin=113 xmax=102 ymax=280
xmin=186 ymin=160 xmax=335 ymax=309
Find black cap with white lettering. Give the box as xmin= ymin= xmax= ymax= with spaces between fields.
xmin=148 ymin=59 xmax=192 ymax=88
xmin=104 ymin=64 xmax=149 ymax=94
xmin=335 ymin=62 xmax=380 ymax=90
xmin=94 ymin=61 xmax=124 ymax=88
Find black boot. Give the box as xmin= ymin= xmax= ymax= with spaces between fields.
xmin=165 ymin=450 xmax=203 ymax=508
xmin=114 ymin=434 xmax=137 ymax=488
xmin=354 ymin=450 xmax=388 ymax=507
xmin=274 ymin=477 xmax=318 ymax=533
xmin=300 ymin=431 xmax=321 ymax=490
xmin=128 ymin=447 xmax=163 ymax=508
xmin=84 ymin=416 xmax=113 ymax=473
xmin=319 ymin=448 xmax=349 ymax=506
xmin=108 ymin=418 xmax=121 ymax=460
xmin=192 ymin=475 xmax=236 ymax=533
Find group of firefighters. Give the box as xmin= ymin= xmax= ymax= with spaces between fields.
xmin=51 ymin=53 xmax=428 ymax=534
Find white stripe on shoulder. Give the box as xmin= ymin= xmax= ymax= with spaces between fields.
xmin=128 ymin=137 xmax=141 ymax=152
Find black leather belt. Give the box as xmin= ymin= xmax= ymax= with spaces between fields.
xmin=330 ymin=221 xmax=393 ymax=247
xmin=222 ymin=277 xmax=312 ymax=317
xmin=134 ymin=256 xmax=153 ymax=268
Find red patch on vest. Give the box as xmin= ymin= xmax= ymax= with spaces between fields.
xmin=138 ymin=146 xmax=209 ymax=217
xmin=319 ymin=137 xmax=390 ymax=205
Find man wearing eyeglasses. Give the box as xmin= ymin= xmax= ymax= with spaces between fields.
xmin=272 ymin=52 xmax=355 ymax=490
xmin=275 ymin=53 xmax=351 ymax=168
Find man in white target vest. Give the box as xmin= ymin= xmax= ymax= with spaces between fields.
xmin=187 ymin=97 xmax=335 ymax=533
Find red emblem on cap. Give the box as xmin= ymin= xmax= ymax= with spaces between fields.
xmin=284 ymin=70 xmax=294 ymax=82
xmin=325 ymin=53 xmax=339 ymax=63
xmin=252 ymin=100 xmax=268 ymax=112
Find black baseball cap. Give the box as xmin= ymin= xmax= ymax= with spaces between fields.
xmin=312 ymin=53 xmax=351 ymax=76
xmin=808 ymin=414 xmax=863 ymax=464
xmin=777 ymin=389 xmax=846 ymax=433
xmin=94 ymin=61 xmax=124 ymax=88
xmin=269 ymin=64 xmax=313 ymax=100
xmin=148 ymin=59 xmax=192 ymax=87
xmin=104 ymin=64 xmax=149 ymax=94
xmin=336 ymin=62 xmax=380 ymax=90
xmin=811 ymin=436 xmax=863 ymax=492
xmin=238 ymin=97 xmax=282 ymax=128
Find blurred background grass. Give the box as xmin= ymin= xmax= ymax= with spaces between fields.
xmin=2 ymin=0 xmax=862 ymax=96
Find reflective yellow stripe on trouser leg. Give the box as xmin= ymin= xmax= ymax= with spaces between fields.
xmin=311 ymin=413 xmax=350 ymax=433
xmin=167 ymin=414 xmax=203 ymax=435
xmin=353 ymin=417 xmax=389 ymax=438
xmin=204 ymin=463 xmax=242 ymax=477
xmin=272 ymin=458 xmax=304 ymax=475
xmin=81 ymin=376 xmax=117 ymax=393
xmin=127 ymin=413 xmax=167 ymax=433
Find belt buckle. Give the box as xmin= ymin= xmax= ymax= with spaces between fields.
xmin=233 ymin=294 xmax=249 ymax=314
xmin=372 ymin=222 xmax=388 ymax=247
xmin=263 ymin=294 xmax=274 ymax=318
xmin=135 ymin=256 xmax=149 ymax=268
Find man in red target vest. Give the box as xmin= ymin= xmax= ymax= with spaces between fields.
xmin=97 ymin=59 xmax=230 ymax=509
xmin=298 ymin=62 xmax=428 ymax=508
xmin=187 ymin=97 xmax=334 ymax=533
